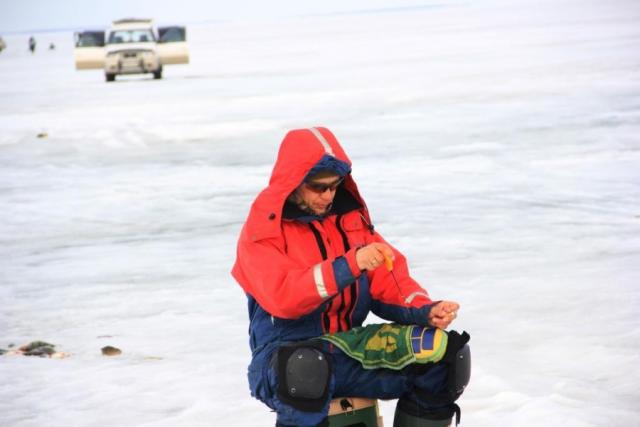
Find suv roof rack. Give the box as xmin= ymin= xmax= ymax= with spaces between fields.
xmin=112 ymin=18 xmax=153 ymax=25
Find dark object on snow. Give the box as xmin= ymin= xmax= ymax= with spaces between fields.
xmin=29 ymin=36 xmax=36 ymax=53
xmin=25 ymin=346 xmax=56 ymax=356
xmin=20 ymin=341 xmax=56 ymax=357
xmin=37 ymin=132 xmax=48 ymax=138
xmin=49 ymin=43 xmax=56 ymax=50
xmin=101 ymin=346 xmax=122 ymax=356
xmin=20 ymin=341 xmax=55 ymax=351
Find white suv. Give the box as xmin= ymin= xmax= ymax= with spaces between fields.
xmin=74 ymin=18 xmax=189 ymax=82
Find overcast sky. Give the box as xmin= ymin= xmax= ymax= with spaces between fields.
xmin=0 ymin=0 xmax=440 ymax=33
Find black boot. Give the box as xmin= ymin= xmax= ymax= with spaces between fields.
xmin=393 ymin=398 xmax=460 ymax=427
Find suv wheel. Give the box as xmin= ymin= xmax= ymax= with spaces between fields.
xmin=105 ymin=73 xmax=116 ymax=82
xmin=153 ymin=67 xmax=163 ymax=80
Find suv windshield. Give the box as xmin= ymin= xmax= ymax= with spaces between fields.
xmin=108 ymin=29 xmax=155 ymax=44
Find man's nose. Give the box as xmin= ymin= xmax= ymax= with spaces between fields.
xmin=320 ymin=189 xmax=335 ymax=201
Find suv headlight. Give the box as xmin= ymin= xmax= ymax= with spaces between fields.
xmin=105 ymin=52 xmax=119 ymax=65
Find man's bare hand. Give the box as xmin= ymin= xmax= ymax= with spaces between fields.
xmin=428 ymin=300 xmax=460 ymax=329
xmin=356 ymin=242 xmax=395 ymax=271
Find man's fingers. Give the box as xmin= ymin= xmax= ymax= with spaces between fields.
xmin=448 ymin=302 xmax=460 ymax=312
xmin=381 ymin=247 xmax=395 ymax=261
xmin=439 ymin=301 xmax=460 ymax=316
xmin=429 ymin=302 xmax=458 ymax=329
xmin=373 ymin=242 xmax=395 ymax=261
xmin=431 ymin=302 xmax=447 ymax=317
xmin=432 ymin=312 xmax=454 ymax=322
xmin=430 ymin=318 xmax=450 ymax=329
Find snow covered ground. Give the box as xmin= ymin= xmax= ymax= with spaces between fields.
xmin=1 ymin=0 xmax=639 ymax=425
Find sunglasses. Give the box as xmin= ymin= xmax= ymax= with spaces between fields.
xmin=303 ymin=177 xmax=344 ymax=194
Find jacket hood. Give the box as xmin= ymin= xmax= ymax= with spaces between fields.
xmin=242 ymin=127 xmax=370 ymax=242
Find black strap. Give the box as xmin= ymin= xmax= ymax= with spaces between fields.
xmin=308 ymin=222 xmax=331 ymax=332
xmin=454 ymin=403 xmax=461 ymax=425
xmin=308 ymin=222 xmax=327 ymax=260
xmin=335 ymin=214 xmax=351 ymax=251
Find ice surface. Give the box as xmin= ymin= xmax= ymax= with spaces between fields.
xmin=1 ymin=0 xmax=639 ymax=426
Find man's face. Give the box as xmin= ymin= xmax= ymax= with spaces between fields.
xmin=295 ymin=174 xmax=343 ymax=216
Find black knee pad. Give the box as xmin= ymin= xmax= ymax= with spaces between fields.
xmin=450 ymin=343 xmax=470 ymax=399
xmin=443 ymin=331 xmax=471 ymax=401
xmin=275 ymin=342 xmax=332 ymax=412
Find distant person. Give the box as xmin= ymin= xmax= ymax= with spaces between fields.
xmin=28 ymin=36 xmax=36 ymax=53
xmin=49 ymin=42 xmax=55 ymax=50
xmin=232 ymin=127 xmax=471 ymax=426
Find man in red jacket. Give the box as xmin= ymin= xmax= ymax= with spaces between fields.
xmin=232 ymin=127 xmax=470 ymax=426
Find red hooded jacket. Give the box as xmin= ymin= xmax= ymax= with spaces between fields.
xmin=232 ymin=127 xmax=433 ymax=347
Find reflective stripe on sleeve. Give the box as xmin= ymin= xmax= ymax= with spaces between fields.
xmin=404 ymin=291 xmax=429 ymax=305
xmin=313 ymin=263 xmax=329 ymax=299
xmin=309 ymin=127 xmax=335 ymax=156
